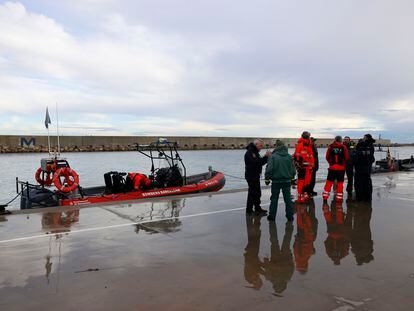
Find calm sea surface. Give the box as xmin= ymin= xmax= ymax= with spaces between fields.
xmin=1 ymin=146 xmax=413 ymax=209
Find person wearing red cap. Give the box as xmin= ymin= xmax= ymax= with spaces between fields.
xmin=294 ymin=131 xmax=315 ymax=203
xmin=323 ymin=136 xmax=349 ymax=202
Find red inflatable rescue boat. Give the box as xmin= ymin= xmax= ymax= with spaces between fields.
xmin=17 ymin=140 xmax=226 ymax=209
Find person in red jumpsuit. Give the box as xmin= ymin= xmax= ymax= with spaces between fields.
xmin=323 ymin=136 xmax=349 ymax=202
xmin=127 ymin=173 xmax=152 ymax=190
xmin=294 ymin=131 xmax=315 ymax=203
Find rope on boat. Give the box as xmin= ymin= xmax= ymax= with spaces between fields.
xmin=223 ymin=173 xmax=268 ymax=181
xmin=0 ymin=190 xmax=23 ymax=214
xmin=223 ymin=173 xmax=245 ymax=180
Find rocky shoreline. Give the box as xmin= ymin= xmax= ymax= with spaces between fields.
xmin=0 ymin=144 xmax=248 ymax=153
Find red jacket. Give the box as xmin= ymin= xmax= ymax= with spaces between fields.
xmin=128 ymin=173 xmax=152 ymax=190
xmin=294 ymin=138 xmax=315 ymax=168
xmin=326 ymin=141 xmax=349 ymax=171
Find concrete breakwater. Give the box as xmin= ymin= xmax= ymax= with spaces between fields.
xmin=0 ymin=135 xmax=391 ymax=153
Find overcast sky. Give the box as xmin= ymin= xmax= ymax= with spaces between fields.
xmin=0 ymin=1 xmax=413 ymax=142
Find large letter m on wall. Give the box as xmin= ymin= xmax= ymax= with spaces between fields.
xmin=20 ymin=137 xmax=36 ymax=147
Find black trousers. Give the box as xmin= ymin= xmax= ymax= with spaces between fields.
xmin=345 ymin=164 xmax=354 ymax=193
xmin=246 ymin=178 xmax=262 ymax=212
xmin=354 ymin=166 xmax=372 ymax=202
xmin=309 ymin=169 xmax=317 ymax=192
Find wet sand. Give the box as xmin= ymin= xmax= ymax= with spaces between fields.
xmin=1 ymin=172 xmax=414 ymax=310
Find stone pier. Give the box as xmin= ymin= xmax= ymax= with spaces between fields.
xmin=0 ymin=135 xmax=392 ymax=153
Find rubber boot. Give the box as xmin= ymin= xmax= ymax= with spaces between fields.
xmin=323 ymin=180 xmax=333 ymax=201
xmin=335 ymin=181 xmax=344 ymax=202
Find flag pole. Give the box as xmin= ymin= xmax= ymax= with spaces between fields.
xmin=45 ymin=106 xmax=51 ymax=156
xmin=47 ymin=126 xmax=51 ymax=156
xmin=56 ymin=102 xmax=60 ymax=156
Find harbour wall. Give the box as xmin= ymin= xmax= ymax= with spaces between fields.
xmin=0 ymin=135 xmax=392 ymax=153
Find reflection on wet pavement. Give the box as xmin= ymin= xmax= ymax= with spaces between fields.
xmin=264 ymin=220 xmax=294 ymax=296
xmin=323 ymin=200 xmax=348 ymax=266
xmin=243 ymin=198 xmax=375 ymax=295
xmin=244 ymin=215 xmax=264 ymax=290
xmin=134 ymin=199 xmax=184 ymax=235
xmin=244 ymin=215 xmax=295 ymax=295
xmin=294 ymin=201 xmax=318 ymax=274
xmin=0 ymin=172 xmax=414 ymax=310
xmin=42 ymin=209 xmax=80 ymax=234
xmin=346 ymin=201 xmax=374 ymax=266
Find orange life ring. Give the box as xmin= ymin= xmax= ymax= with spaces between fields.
xmin=35 ymin=167 xmax=53 ymax=186
xmin=53 ymin=167 xmax=80 ymax=193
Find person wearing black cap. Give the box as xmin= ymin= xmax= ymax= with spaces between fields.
xmin=343 ymin=136 xmax=356 ymax=195
xmin=354 ymin=134 xmax=376 ymax=201
xmin=245 ymin=139 xmax=272 ymax=215
xmin=309 ymin=137 xmax=319 ymax=196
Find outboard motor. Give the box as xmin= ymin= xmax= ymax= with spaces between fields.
xmin=20 ymin=187 xmax=59 ymax=209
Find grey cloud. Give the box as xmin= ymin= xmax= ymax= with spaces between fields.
xmin=2 ymin=1 xmax=414 ymax=142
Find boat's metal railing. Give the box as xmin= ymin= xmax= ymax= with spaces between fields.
xmin=135 ymin=140 xmax=187 ymax=185
xmin=15 ymin=178 xmax=43 ymax=202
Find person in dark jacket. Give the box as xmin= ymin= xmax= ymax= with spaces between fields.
xmin=343 ymin=136 xmax=356 ymax=195
xmin=245 ymin=139 xmax=271 ymax=215
xmin=309 ymin=137 xmax=319 ymax=196
xmin=354 ymin=134 xmax=376 ymax=202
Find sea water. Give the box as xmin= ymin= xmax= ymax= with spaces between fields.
xmin=1 ymin=146 xmax=413 ymax=209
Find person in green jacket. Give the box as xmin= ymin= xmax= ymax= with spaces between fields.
xmin=265 ymin=140 xmax=296 ymax=222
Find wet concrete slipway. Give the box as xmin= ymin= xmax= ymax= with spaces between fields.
xmin=1 ymin=173 xmax=414 ymax=311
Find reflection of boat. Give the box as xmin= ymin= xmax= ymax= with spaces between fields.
xmin=17 ymin=139 xmax=225 ymax=209
xmin=42 ymin=209 xmax=80 ymax=234
xmin=135 ymin=199 xmax=184 ymax=234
